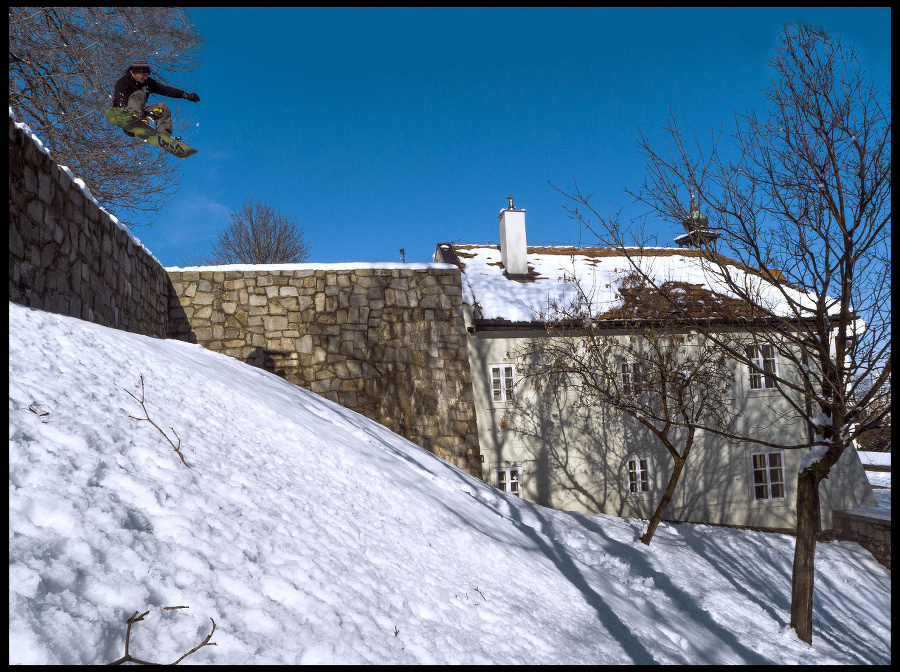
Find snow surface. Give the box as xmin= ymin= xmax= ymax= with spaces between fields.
xmin=457 ymin=246 xmax=823 ymax=322
xmin=8 ymin=302 xmax=891 ymax=664
xmin=859 ymin=451 xmax=892 ymax=468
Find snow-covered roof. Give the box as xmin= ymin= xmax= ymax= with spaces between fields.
xmin=441 ymin=244 xmax=821 ymax=324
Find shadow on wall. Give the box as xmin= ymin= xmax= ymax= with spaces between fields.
xmin=508 ymin=385 xmax=803 ymax=531
xmin=511 ymin=390 xmax=658 ymax=516
xmin=248 ymin=347 xmax=291 ymax=378
xmin=166 ymin=293 xmax=193 ymax=343
xmin=168 ymin=303 xmax=293 ymax=380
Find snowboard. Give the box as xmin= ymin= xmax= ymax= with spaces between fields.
xmin=105 ymin=107 xmax=198 ymax=159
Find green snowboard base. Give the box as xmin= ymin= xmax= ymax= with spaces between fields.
xmin=105 ymin=107 xmax=198 ymax=159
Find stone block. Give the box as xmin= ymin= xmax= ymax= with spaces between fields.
xmin=193 ymin=326 xmax=213 ymax=341
xmin=341 ymin=378 xmax=364 ymax=392
xmin=295 ymin=335 xmax=314 ymax=354
xmin=263 ymin=315 xmax=289 ymax=331
xmin=193 ymin=305 xmax=213 ymax=320
xmin=278 ymin=297 xmax=299 ymax=311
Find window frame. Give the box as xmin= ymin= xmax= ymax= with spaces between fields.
xmin=745 ymin=343 xmax=778 ymax=391
xmin=625 ymin=456 xmax=652 ymax=497
xmin=496 ymin=466 xmax=524 ymax=497
xmin=489 ymin=363 xmax=518 ymax=406
xmin=750 ymin=450 xmax=786 ymax=502
xmin=620 ymin=359 xmax=644 ymax=395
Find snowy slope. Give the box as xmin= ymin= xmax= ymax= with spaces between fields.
xmin=8 ymin=303 xmax=891 ymax=664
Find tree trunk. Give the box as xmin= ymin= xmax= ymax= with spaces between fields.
xmin=641 ymin=455 xmax=685 ymax=545
xmin=790 ymin=467 xmax=821 ymax=644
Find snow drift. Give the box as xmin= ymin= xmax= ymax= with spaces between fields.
xmin=8 ymin=303 xmax=890 ymax=664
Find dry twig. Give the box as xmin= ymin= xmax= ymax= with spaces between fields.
xmin=124 ymin=375 xmax=190 ymax=468
xmin=25 ymin=402 xmax=51 ymax=423
xmin=107 ymin=606 xmax=217 ymax=665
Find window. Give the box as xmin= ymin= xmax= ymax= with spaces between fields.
xmin=746 ymin=344 xmax=777 ymax=390
xmin=496 ymin=467 xmax=523 ymax=497
xmin=620 ymin=360 xmax=643 ymax=394
xmin=490 ymin=364 xmax=517 ymax=404
xmin=751 ymin=451 xmax=785 ymax=501
xmin=626 ymin=457 xmax=651 ymax=495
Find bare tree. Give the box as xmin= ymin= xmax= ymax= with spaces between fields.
xmin=556 ymin=23 xmax=890 ymax=644
xmin=8 ymin=7 xmax=201 ymax=224
xmin=209 ymin=199 xmax=311 ymax=264
xmin=519 ymin=269 xmax=741 ymax=545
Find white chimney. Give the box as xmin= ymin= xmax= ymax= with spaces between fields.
xmin=499 ymin=197 xmax=528 ymax=278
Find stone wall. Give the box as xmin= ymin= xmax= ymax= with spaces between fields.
xmin=831 ymin=509 xmax=891 ymax=569
xmin=167 ymin=267 xmax=482 ymax=476
xmin=8 ymin=114 xmax=170 ymax=336
xmin=8 ymin=111 xmax=481 ymax=477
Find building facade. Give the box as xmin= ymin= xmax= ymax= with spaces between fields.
xmin=435 ymin=204 xmax=876 ymax=531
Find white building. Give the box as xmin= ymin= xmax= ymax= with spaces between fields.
xmin=434 ymin=201 xmax=876 ymax=531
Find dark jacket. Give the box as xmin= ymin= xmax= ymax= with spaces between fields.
xmin=112 ymin=69 xmax=188 ymax=109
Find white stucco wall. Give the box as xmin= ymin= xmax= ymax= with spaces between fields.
xmin=466 ymin=324 xmax=876 ymax=531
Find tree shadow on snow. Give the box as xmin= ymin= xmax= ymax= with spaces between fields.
xmin=436 ymin=460 xmax=773 ymax=664
xmin=568 ymin=512 xmax=771 ymax=664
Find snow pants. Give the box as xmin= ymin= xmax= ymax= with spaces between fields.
xmin=125 ymin=90 xmax=174 ymax=136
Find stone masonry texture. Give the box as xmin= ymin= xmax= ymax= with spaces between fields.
xmin=9 ymin=113 xmax=482 ymax=476
xmin=831 ymin=510 xmax=891 ymax=569
xmin=8 ymin=115 xmax=170 ymax=337
xmin=167 ymin=268 xmax=483 ymax=476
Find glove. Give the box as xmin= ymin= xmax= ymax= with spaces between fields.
xmin=184 ymin=92 xmax=200 ymax=103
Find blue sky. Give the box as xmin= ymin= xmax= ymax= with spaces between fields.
xmin=135 ymin=7 xmax=891 ymax=267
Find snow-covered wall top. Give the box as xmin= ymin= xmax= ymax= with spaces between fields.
xmin=9 ymin=108 xmax=171 ymax=336
xmin=169 ymin=262 xmax=458 ymax=272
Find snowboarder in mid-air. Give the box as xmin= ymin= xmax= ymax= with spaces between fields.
xmin=107 ymin=58 xmax=201 ymax=158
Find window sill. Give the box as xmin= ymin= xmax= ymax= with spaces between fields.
xmin=744 ymin=388 xmax=781 ymax=396
xmin=749 ymin=497 xmax=788 ymax=508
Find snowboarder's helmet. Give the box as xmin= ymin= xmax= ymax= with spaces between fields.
xmin=130 ymin=59 xmax=151 ymax=74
